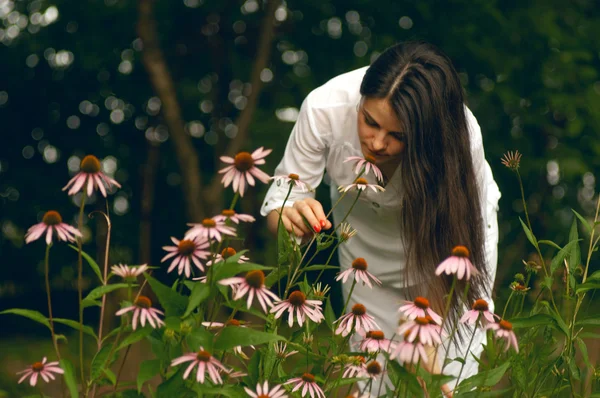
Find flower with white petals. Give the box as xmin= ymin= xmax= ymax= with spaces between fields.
xmin=274 ymin=342 xmax=299 ymax=360
xmin=344 ymin=155 xmax=383 ymax=182
xmin=284 ymin=373 xmax=325 ymax=398
xmin=185 ymin=218 xmax=236 ymax=242
xmin=339 ymin=222 xmax=358 ymax=242
xmin=63 ymin=155 xmax=121 ymax=197
xmin=115 ymin=295 xmax=165 ymax=330
xmin=219 ymin=147 xmax=272 ymax=197
xmin=25 ymin=211 xmax=82 ymax=245
xmin=339 ymin=177 xmax=385 ymax=193
xmin=219 ymin=270 xmax=280 ymax=313
xmin=161 ymin=236 xmax=210 ymax=277
xmin=270 ymin=291 xmax=324 ymax=327
xmin=111 ymin=264 xmax=148 ymax=279
xmin=244 ymin=381 xmax=288 ymax=398
xmin=213 ymin=209 xmax=256 ymax=224
xmin=270 ymin=173 xmax=312 ymax=193
xmin=336 ymin=257 xmax=382 ymax=288
xmin=460 ymin=299 xmax=498 ymax=326
xmin=486 ymin=319 xmax=519 ymax=353
xmin=17 ymin=357 xmax=64 ymax=386
xmin=398 ymin=296 xmax=443 ymax=325
xmin=334 ymin=303 xmax=379 ymax=337
xmin=435 ymin=245 xmax=478 ymax=280
xmin=170 ymin=348 xmax=230 ymax=384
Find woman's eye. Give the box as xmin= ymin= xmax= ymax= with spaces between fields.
xmin=392 ymin=133 xmax=405 ymax=141
xmin=365 ymin=118 xmax=377 ymax=127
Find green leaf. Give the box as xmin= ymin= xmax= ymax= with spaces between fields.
xmin=82 ymin=299 xmax=102 ymax=309
xmin=53 ymin=318 xmax=98 ymax=340
xmin=324 ymin=297 xmax=336 ymax=331
xmin=186 ymin=327 xmax=214 ymax=352
xmin=137 ymin=359 xmax=161 ymax=393
xmin=567 ymin=355 xmax=581 ymax=380
xmin=576 ymin=316 xmax=600 ymax=327
xmin=144 ymin=273 xmax=187 ymax=317
xmin=568 ymin=218 xmax=581 ymax=274
xmin=572 ymin=209 xmax=592 ymax=233
xmin=302 ymin=264 xmax=339 ymax=272
xmin=386 ymin=359 xmax=422 ymax=396
xmin=68 ymin=244 xmax=103 ymax=283
xmin=459 ymin=388 xmax=514 ymax=397
xmin=90 ymin=345 xmax=117 ymax=382
xmin=588 ymin=270 xmax=600 ymax=281
xmin=575 ymin=337 xmax=594 ymax=371
xmin=59 ymin=358 xmax=79 ymax=398
xmin=245 ymin=350 xmax=261 ymax=386
xmin=576 ymin=282 xmax=600 ymax=294
xmin=214 ymin=327 xmax=285 ymax=351
xmin=264 ymin=267 xmax=288 ymax=289
xmin=519 ymin=217 xmax=537 ymax=248
xmin=118 ymin=327 xmax=153 ymax=351
xmin=315 ymin=234 xmax=335 ymax=252
xmin=550 ymin=239 xmax=581 ymax=275
xmin=156 ymin=368 xmax=195 ymax=398
xmin=84 ymin=283 xmax=130 ymax=302
xmin=0 ymin=308 xmax=49 ymax=328
xmin=182 ymin=282 xmax=210 ymax=318
xmin=511 ymin=313 xmax=557 ymax=329
xmin=277 ymin=217 xmax=293 ymax=265
xmin=536 ymin=302 xmax=570 ymax=336
xmin=212 ymin=262 xmax=274 ymax=283
xmin=538 ymin=240 xmax=562 ymax=250
xmin=103 ymin=368 xmax=117 ymax=385
xmin=457 ymin=361 xmax=511 ymax=392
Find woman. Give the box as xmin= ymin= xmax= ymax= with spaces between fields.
xmin=261 ymin=41 xmax=501 ymax=392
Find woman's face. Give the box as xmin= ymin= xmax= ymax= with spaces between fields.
xmin=357 ymin=97 xmax=406 ymax=165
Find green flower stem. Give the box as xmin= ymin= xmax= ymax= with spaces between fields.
xmin=431 ymin=276 xmax=456 ymax=372
xmin=44 ymin=244 xmax=61 ymax=361
xmin=453 ymin=315 xmax=479 ymax=394
xmin=441 ymin=281 xmax=470 ymax=373
xmin=501 ymin=291 xmax=514 ymax=320
xmin=314 ymin=240 xmax=342 ymax=283
xmin=229 ymin=192 xmax=240 ymax=210
xmin=76 ymin=194 xmax=87 ymax=385
xmin=341 ymin=279 xmax=357 ymax=316
xmin=276 ymin=184 xmax=294 ymax=296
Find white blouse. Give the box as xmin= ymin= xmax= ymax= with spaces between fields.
xmin=260 ymin=66 xmax=502 ymax=388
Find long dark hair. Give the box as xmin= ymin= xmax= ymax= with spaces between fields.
xmin=360 ymin=41 xmax=491 ymax=342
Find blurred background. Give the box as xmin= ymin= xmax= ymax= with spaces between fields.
xmin=1 ymin=0 xmax=599 ymax=395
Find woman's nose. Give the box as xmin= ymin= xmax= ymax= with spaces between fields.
xmin=371 ymin=132 xmax=386 ymax=152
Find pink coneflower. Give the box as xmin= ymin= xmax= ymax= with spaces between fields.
xmin=460 ymin=299 xmax=497 ymax=326
xmin=500 ymin=150 xmax=522 ymax=171
xmin=62 ymin=154 xmax=121 ymax=197
xmin=335 ymin=303 xmax=379 ymax=337
xmin=339 ymin=177 xmax=385 ymax=193
xmin=17 ymin=357 xmax=64 ymax=386
xmin=435 ymin=245 xmax=478 ymax=280
xmin=170 ymin=348 xmax=230 ymax=384
xmin=185 ymin=218 xmax=236 ymax=243
xmin=284 ymin=373 xmax=325 ymax=398
xmin=206 ymin=247 xmax=249 ymax=266
xmin=486 ymin=319 xmax=519 ymax=353
xmin=270 ymin=291 xmax=324 ymax=327
xmin=111 ymin=264 xmax=149 ymax=279
xmin=219 ymin=270 xmax=280 ymax=313
xmin=115 ymin=295 xmax=165 ymax=330
xmin=270 ymin=173 xmax=312 ymax=193
xmin=274 ymin=342 xmax=299 ymax=360
xmin=358 ymin=330 xmax=394 ymax=353
xmin=244 ymin=381 xmax=288 ymax=398
xmin=389 ymin=332 xmax=429 ymax=365
xmin=336 ymin=258 xmax=382 ymax=288
xmin=219 ymin=147 xmax=272 ymax=197
xmin=361 ymin=360 xmax=384 ymax=380
xmin=213 ymin=209 xmax=256 ymax=224
xmin=25 ymin=210 xmax=82 ymax=245
xmin=342 ymin=356 xmax=367 ymax=378
xmin=201 ymin=319 xmax=253 ymax=358
xmin=398 ymin=296 xmax=443 ymax=325
xmin=397 ymin=316 xmax=444 ymax=347
xmin=344 ymin=155 xmax=384 ymax=183
xmin=161 ymin=236 xmax=210 ymax=277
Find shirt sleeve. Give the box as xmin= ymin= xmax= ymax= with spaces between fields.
xmin=260 ymin=91 xmax=330 ymax=216
xmin=465 ymin=106 xmax=487 ymax=210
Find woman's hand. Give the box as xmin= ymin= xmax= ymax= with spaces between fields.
xmin=267 ymin=198 xmax=333 ymax=238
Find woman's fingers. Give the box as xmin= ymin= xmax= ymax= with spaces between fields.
xmin=293 ymin=200 xmax=322 ymax=233
xmin=305 ymin=198 xmax=332 ymax=229
xmin=283 ymin=209 xmax=311 ymax=236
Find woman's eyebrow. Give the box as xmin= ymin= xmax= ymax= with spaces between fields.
xmin=363 ymin=108 xmax=404 ymax=135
